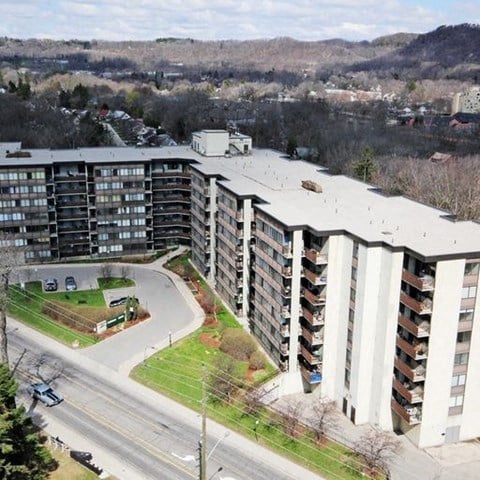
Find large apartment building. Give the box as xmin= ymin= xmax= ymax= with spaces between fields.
xmin=1 ymin=131 xmax=479 ymax=448
xmin=188 ymin=131 xmax=480 ymax=449
xmin=0 ymin=143 xmax=192 ymax=261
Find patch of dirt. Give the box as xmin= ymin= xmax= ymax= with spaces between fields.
xmin=199 ymin=332 xmax=221 ymax=348
xmin=203 ymin=315 xmax=219 ymax=327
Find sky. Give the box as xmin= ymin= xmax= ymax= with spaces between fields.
xmin=0 ymin=0 xmax=479 ymax=42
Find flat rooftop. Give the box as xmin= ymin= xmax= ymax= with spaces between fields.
xmin=0 ymin=143 xmax=479 ymax=259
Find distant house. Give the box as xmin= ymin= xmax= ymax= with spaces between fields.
xmin=429 ymin=152 xmax=456 ymax=164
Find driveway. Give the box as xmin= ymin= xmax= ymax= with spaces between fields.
xmin=21 ymin=253 xmax=204 ymax=373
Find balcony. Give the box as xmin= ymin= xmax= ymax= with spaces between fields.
xmin=281 ymin=306 xmax=291 ymax=319
xmin=300 ymin=345 xmax=322 ymax=365
xmin=280 ymin=343 xmax=289 ymax=355
xmin=394 ymin=357 xmax=426 ymax=382
xmin=282 ymin=244 xmax=293 ymax=258
xmin=282 ymin=266 xmax=292 ymax=277
xmin=301 ymin=326 xmax=324 ymax=345
xmin=300 ymin=364 xmax=322 ymax=384
xmin=392 ymin=378 xmax=424 ymax=404
xmin=458 ymin=318 xmax=473 ymax=332
xmin=399 ymin=292 xmax=432 ymax=315
xmin=304 ymin=248 xmax=328 ymax=265
xmin=281 ymin=285 xmax=291 ymax=297
xmin=303 ymin=288 xmax=326 ymax=306
xmin=302 ymin=307 xmax=325 ymax=327
xmin=398 ymin=314 xmax=430 ymax=338
xmin=396 ymin=335 xmax=428 ymax=360
xmin=402 ymin=269 xmax=434 ymax=292
xmin=280 ymin=325 xmax=290 ymax=337
xmin=303 ymin=267 xmax=327 ymax=286
xmin=391 ymin=398 xmax=422 ymax=425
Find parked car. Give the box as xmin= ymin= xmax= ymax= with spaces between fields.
xmin=65 ymin=276 xmax=77 ymax=291
xmin=27 ymin=383 xmax=63 ymax=406
xmin=44 ymin=278 xmax=58 ymax=292
xmin=109 ymin=296 xmax=139 ymax=308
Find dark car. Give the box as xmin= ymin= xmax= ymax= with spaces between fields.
xmin=109 ymin=296 xmax=139 ymax=308
xmin=44 ymin=278 xmax=58 ymax=292
xmin=27 ymin=383 xmax=63 ymax=406
xmin=65 ymin=276 xmax=77 ymax=291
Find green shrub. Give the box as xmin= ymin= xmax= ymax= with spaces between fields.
xmin=249 ymin=351 xmax=266 ymax=370
xmin=220 ymin=328 xmax=257 ymax=361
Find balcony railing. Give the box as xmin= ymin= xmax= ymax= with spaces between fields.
xmin=396 ymin=335 xmax=428 ymax=360
xmin=398 ymin=314 xmax=430 ymax=338
xmin=402 ymin=269 xmax=435 ymax=292
xmin=280 ymin=325 xmax=290 ymax=337
xmin=300 ymin=364 xmax=322 ymax=384
xmin=391 ymin=398 xmax=422 ymax=425
xmin=282 ymin=266 xmax=292 ymax=277
xmin=302 ymin=307 xmax=325 ymax=326
xmin=301 ymin=326 xmax=324 ymax=345
xmin=392 ymin=378 xmax=424 ymax=404
xmin=394 ymin=358 xmax=426 ymax=382
xmin=281 ymin=306 xmax=291 ymax=319
xmin=399 ymin=292 xmax=432 ymax=315
xmin=304 ymin=248 xmax=328 ymax=265
xmin=300 ymin=345 xmax=322 ymax=365
xmin=280 ymin=343 xmax=289 ymax=355
xmin=303 ymin=288 xmax=326 ymax=306
xmin=303 ymin=267 xmax=327 ymax=286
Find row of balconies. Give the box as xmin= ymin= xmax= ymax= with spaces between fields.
xmin=402 ymin=268 xmax=435 ymax=292
xmin=302 ymin=288 xmax=327 ymax=306
xmin=392 ymin=377 xmax=424 ymax=404
xmin=300 ymin=344 xmax=323 ymax=366
xmin=301 ymin=326 xmax=324 ymax=346
xmin=391 ymin=398 xmax=422 ymax=425
xmin=300 ymin=364 xmax=322 ymax=384
xmin=397 ymin=313 xmax=430 ymax=338
xmin=394 ymin=357 xmax=426 ymax=382
xmin=399 ymin=292 xmax=433 ymax=315
xmin=304 ymin=247 xmax=328 ymax=265
xmin=396 ymin=334 xmax=428 ymax=360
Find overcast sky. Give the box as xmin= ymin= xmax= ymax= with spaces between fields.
xmin=1 ymin=0 xmax=479 ymax=42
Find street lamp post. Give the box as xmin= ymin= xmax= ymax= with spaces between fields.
xmin=143 ymin=346 xmax=155 ymax=364
xmin=253 ymin=420 xmax=259 ymax=441
xmin=206 ymin=431 xmax=230 ymax=461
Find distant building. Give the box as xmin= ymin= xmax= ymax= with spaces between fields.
xmin=451 ymin=88 xmax=480 ymax=114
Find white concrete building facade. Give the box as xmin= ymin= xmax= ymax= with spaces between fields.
xmin=189 ymin=130 xmax=480 ymax=448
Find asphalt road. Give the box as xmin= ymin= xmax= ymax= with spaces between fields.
xmin=8 ymin=324 xmax=323 ymax=480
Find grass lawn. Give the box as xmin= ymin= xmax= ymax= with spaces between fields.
xmin=132 ymin=253 xmax=367 ymax=479
xmin=7 ymin=277 xmax=137 ymax=348
xmin=49 ymin=448 xmax=100 ymax=480
xmin=97 ymin=277 xmax=135 ymax=289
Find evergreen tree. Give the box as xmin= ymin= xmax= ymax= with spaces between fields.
xmin=0 ymin=364 xmax=57 ymax=479
xmin=353 ymin=146 xmax=377 ymax=183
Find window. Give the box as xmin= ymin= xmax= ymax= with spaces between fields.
xmin=454 ymin=353 xmax=469 ymax=365
xmin=350 ymin=288 xmax=356 ymax=303
xmin=459 ymin=309 xmax=474 ymax=322
xmin=449 ymin=395 xmax=464 ymax=407
xmin=451 ymin=374 xmax=466 ymax=387
xmin=351 ymin=266 xmax=357 ymax=280
xmin=464 ymin=262 xmax=480 ymax=276
xmin=457 ymin=331 xmax=471 ymax=344
xmin=462 ymin=286 xmax=477 ymax=299
xmin=352 ymin=242 xmax=359 ymax=259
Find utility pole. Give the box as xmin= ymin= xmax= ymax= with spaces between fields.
xmin=200 ymin=364 xmax=207 ymax=480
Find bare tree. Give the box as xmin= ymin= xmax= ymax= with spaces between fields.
xmin=208 ymin=355 xmax=240 ymax=403
xmin=279 ymin=399 xmax=303 ymax=437
xmin=99 ymin=263 xmax=113 ymax=279
xmin=308 ymin=397 xmax=338 ymax=443
xmin=120 ymin=265 xmax=131 ymax=282
xmin=0 ymin=241 xmax=24 ymax=364
xmin=353 ymin=430 xmax=401 ymax=476
xmin=243 ymin=386 xmax=266 ymax=416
